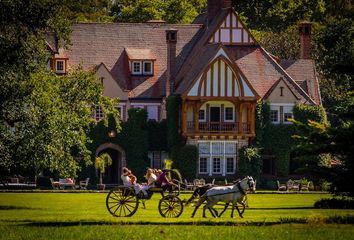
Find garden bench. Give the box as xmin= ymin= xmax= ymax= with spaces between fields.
xmin=287 ymin=179 xmax=300 ymax=191
xmin=79 ymin=178 xmax=90 ymax=190
xmin=277 ymin=180 xmax=287 ymax=191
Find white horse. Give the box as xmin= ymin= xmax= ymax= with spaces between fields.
xmin=191 ymin=176 xmax=256 ymax=218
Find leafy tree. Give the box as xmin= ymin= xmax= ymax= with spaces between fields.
xmin=292 ymin=93 xmax=354 ymax=195
xmin=111 ymin=0 xmax=207 ymax=24
xmin=0 ymin=0 xmax=120 ymax=177
xmin=95 ymin=153 xmax=113 ymax=185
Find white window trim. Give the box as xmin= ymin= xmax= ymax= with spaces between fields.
xmin=55 ymin=60 xmax=65 ymax=74
xmin=143 ymin=61 xmax=153 ymax=75
xmin=199 ymin=157 xmax=209 ymax=174
xmin=212 ymin=157 xmax=222 ymax=174
xmin=132 ymin=61 xmax=142 ymax=75
xmin=226 ymin=157 xmax=236 ymax=174
xmin=224 ymin=106 xmax=234 ymax=122
xmin=270 ymin=110 xmax=280 ymax=124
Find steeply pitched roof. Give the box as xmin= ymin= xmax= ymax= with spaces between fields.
xmin=175 ymin=9 xmax=317 ymax=105
xmin=65 ymin=22 xmax=203 ymax=98
xmin=280 ymin=59 xmax=321 ymax=105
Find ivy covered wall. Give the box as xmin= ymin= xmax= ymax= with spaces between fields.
xmin=254 ymin=101 xmax=328 ymax=177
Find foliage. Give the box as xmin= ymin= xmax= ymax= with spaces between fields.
xmin=146 ymin=120 xmax=168 ymax=151
xmin=166 ymin=96 xmax=183 ymax=151
xmin=0 ymin=70 xmax=119 ymax=177
xmin=117 ymin=108 xmax=149 ymax=180
xmin=95 ymin=153 xmax=112 ymax=185
xmin=171 ymin=145 xmax=199 ymax=181
xmin=293 ymin=103 xmax=327 ymax=124
xmin=111 ymin=0 xmax=207 ymax=24
xmin=65 ymin=0 xmax=115 ymax=22
xmin=314 ymin=197 xmax=354 ymax=209
xmin=292 ymin=98 xmax=354 ymax=196
xmin=238 ymin=147 xmax=262 ymax=182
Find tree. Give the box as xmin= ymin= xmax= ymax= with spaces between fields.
xmin=0 ymin=1 xmax=120 ymax=177
xmin=111 ymin=0 xmax=207 ymax=24
xmin=95 ymin=153 xmax=113 ymax=185
xmin=292 ymin=93 xmax=354 ymax=195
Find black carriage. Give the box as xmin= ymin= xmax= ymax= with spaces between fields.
xmin=106 ymin=170 xmax=184 ymax=218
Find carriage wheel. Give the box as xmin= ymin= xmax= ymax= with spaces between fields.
xmin=106 ymin=186 xmax=139 ymax=217
xmin=158 ymin=195 xmax=183 ymax=218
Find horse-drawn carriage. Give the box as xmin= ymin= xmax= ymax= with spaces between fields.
xmin=106 ymin=172 xmax=255 ymax=218
xmin=106 ymin=169 xmax=184 ymax=218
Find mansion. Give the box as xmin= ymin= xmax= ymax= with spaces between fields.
xmin=46 ymin=0 xmax=321 ymax=183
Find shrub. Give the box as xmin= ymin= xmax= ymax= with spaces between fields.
xmin=238 ymin=147 xmax=262 ymax=181
xmin=172 ymin=145 xmax=198 ymax=181
xmin=314 ymin=198 xmax=354 ymax=209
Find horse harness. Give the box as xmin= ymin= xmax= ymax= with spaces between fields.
xmin=206 ymin=179 xmax=253 ymax=198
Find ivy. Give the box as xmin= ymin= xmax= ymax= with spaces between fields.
xmin=171 ymin=145 xmax=199 ymax=181
xmin=238 ymin=147 xmax=262 ymax=182
xmin=166 ymin=95 xmax=183 ymax=151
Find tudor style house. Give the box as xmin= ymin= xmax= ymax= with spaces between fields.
xmin=46 ymin=0 xmax=321 ymax=183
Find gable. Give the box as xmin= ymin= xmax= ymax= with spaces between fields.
xmin=209 ymin=10 xmax=256 ymax=45
xmin=186 ymin=50 xmax=257 ymax=98
xmin=265 ymin=78 xmax=299 ymax=103
xmin=95 ymin=63 xmax=128 ymax=100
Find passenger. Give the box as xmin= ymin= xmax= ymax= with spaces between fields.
xmin=155 ymin=169 xmax=177 ymax=192
xmin=145 ymin=168 xmax=157 ymax=186
xmin=121 ymin=167 xmax=148 ymax=196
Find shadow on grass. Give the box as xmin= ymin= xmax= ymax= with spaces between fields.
xmin=0 ymin=205 xmax=39 ymax=210
xmin=16 ymin=215 xmax=354 ymax=227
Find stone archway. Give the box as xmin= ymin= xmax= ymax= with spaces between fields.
xmin=96 ymin=143 xmax=126 ymax=184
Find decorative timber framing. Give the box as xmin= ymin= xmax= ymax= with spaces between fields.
xmin=208 ymin=9 xmax=257 ymax=45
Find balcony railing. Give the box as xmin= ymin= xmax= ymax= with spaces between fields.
xmin=186 ymin=121 xmax=251 ymax=134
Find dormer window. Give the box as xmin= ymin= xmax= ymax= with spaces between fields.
xmin=143 ymin=61 xmax=153 ymax=75
xmin=132 ymin=61 xmax=142 ymax=75
xmin=125 ymin=48 xmax=156 ymax=76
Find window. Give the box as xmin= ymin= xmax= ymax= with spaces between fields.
xmin=132 ymin=61 xmax=142 ymax=74
xmin=55 ymin=60 xmax=65 ymax=74
xmin=93 ymin=105 xmax=104 ymax=121
xmin=284 ymin=112 xmax=293 ymax=123
xmin=147 ymin=106 xmax=159 ymax=121
xmin=280 ymin=87 xmax=284 ymax=97
xmin=283 ymin=106 xmax=293 ymax=123
xmin=224 ymin=107 xmax=234 ymax=121
xmin=270 ymin=110 xmax=278 ymax=123
xmin=143 ymin=61 xmax=153 ymax=75
xmin=199 ymin=109 xmax=206 ymax=121
xmin=199 ymin=157 xmax=208 ymax=174
xmin=116 ymin=106 xmax=124 ymax=121
xmin=226 ymin=157 xmax=235 ymax=173
xmin=213 ymin=157 xmax=221 ymax=174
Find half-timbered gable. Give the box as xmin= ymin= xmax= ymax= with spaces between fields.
xmin=209 ymin=9 xmax=256 ymax=45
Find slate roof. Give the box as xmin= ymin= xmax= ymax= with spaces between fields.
xmin=60 ymin=8 xmax=321 ymax=105
xmin=65 ymin=22 xmax=203 ymax=98
xmin=280 ymin=59 xmax=321 ymax=104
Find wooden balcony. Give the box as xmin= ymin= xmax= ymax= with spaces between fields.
xmin=186 ymin=121 xmax=251 ymax=134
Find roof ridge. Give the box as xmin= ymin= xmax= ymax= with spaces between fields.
xmin=73 ymin=22 xmax=204 ymax=27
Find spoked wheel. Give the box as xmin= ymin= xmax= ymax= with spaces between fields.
xmin=158 ymin=195 xmax=183 ymax=218
xmin=106 ymin=186 xmax=139 ymax=217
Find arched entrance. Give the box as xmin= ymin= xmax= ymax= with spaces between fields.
xmin=96 ymin=143 xmax=126 ymax=185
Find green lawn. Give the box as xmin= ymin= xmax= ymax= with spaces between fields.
xmin=0 ymin=192 xmax=353 ymax=239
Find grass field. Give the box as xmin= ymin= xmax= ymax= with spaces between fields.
xmin=0 ymin=192 xmax=354 ymax=239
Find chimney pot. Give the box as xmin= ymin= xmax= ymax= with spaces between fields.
xmin=166 ymin=29 xmax=178 ymax=96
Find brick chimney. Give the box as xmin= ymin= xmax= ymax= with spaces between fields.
xmin=299 ymin=22 xmax=312 ymax=59
xmin=166 ymin=29 xmax=178 ymax=97
xmin=208 ymin=0 xmax=232 ymax=23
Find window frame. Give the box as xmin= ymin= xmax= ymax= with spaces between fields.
xmin=226 ymin=157 xmax=235 ymax=174
xmin=199 ymin=157 xmax=208 ymax=174
xmin=212 ymin=157 xmax=222 ymax=174
xmin=132 ymin=61 xmax=142 ymax=75
xmin=198 ymin=109 xmax=206 ymax=122
xmin=224 ymin=106 xmax=234 ymax=122
xmin=143 ymin=61 xmax=153 ymax=75
xmin=55 ymin=60 xmax=65 ymax=74
xmin=270 ymin=110 xmax=279 ymax=123
xmin=94 ymin=105 xmax=104 ymax=122
xmin=283 ymin=112 xmax=293 ymax=123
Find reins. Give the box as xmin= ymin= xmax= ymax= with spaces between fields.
xmin=206 ymin=181 xmax=249 ymax=198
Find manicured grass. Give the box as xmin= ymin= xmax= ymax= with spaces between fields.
xmin=0 ymin=192 xmax=353 ymax=239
